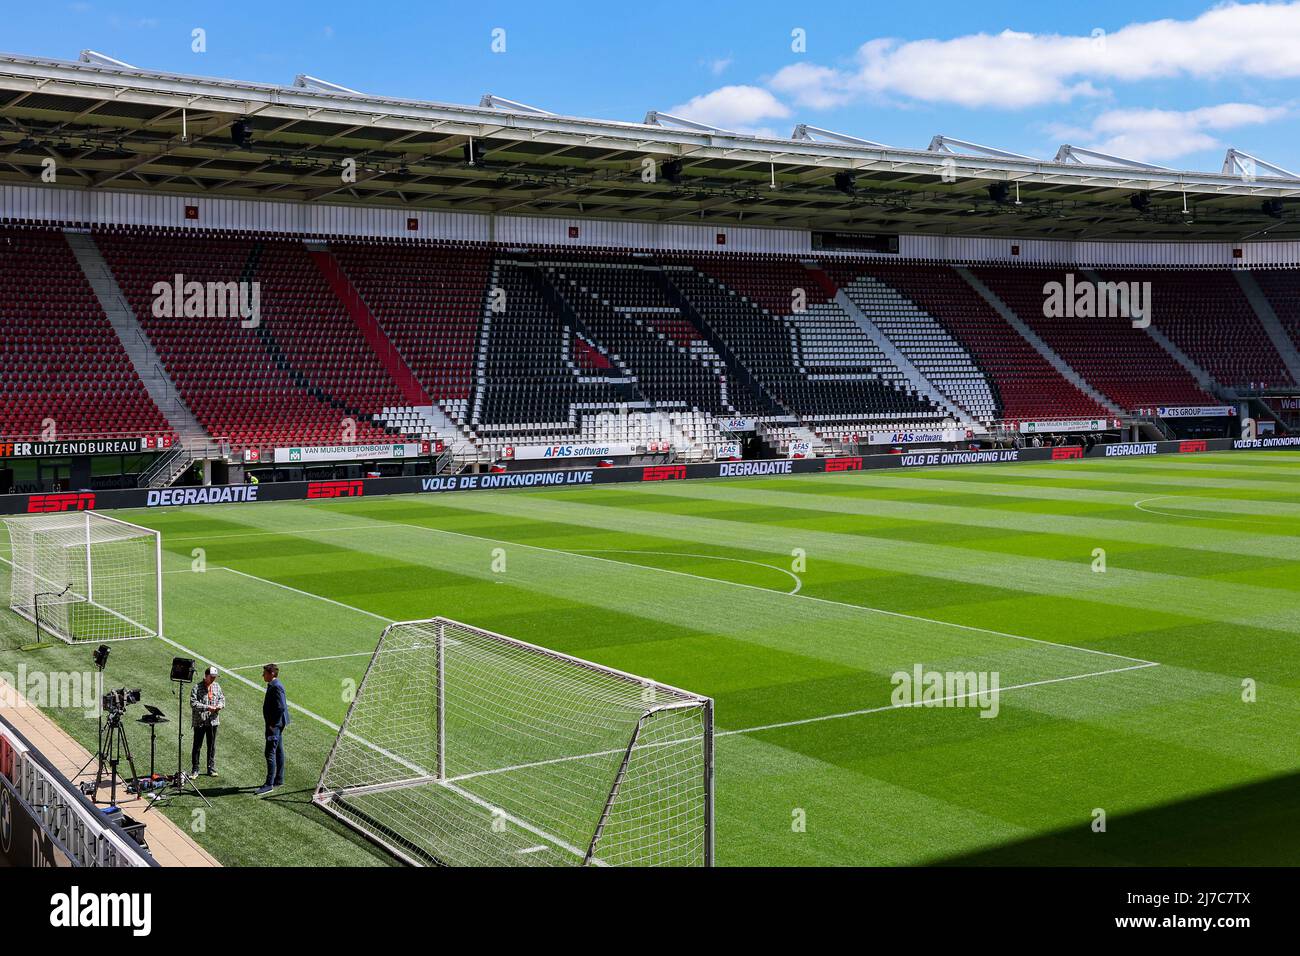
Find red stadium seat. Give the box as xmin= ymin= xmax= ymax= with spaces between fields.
xmin=0 ymin=226 xmax=172 ymax=440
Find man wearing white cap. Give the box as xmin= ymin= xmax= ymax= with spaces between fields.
xmin=190 ymin=665 xmax=225 ymax=777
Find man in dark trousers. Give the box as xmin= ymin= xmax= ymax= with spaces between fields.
xmin=256 ymin=663 xmax=290 ymax=795
xmin=190 ymin=666 xmax=224 ymax=777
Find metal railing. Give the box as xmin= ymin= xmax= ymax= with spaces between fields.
xmin=137 ymin=446 xmax=185 ymax=487
xmin=0 ymin=429 xmax=176 ymax=444
xmin=136 ymin=436 xmax=232 ymax=488
xmin=0 ymin=711 xmax=156 ymax=867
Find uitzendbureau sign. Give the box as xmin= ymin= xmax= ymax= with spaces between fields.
xmin=0 ymin=438 xmax=146 ymax=458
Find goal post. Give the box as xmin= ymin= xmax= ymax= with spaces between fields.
xmin=314 ymin=617 xmax=714 ymax=867
xmin=0 ymin=511 xmax=163 ymax=644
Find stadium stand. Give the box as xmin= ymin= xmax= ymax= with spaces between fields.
xmin=820 ymin=262 xmax=999 ymax=421
xmin=1098 ymin=268 xmax=1296 ymax=390
xmin=853 ymin=263 xmax=1110 ymax=421
xmin=93 ymin=227 xmax=404 ymax=448
xmin=1247 ymin=269 xmax=1300 ymax=380
xmin=0 ymin=226 xmax=170 ymax=440
xmin=975 ymin=267 xmax=1215 ymax=411
xmin=257 ymin=241 xmax=410 ymax=414
xmin=538 ymin=256 xmax=737 ymax=417
xmin=473 ymin=258 xmax=633 ymax=443
xmin=666 ymin=255 xmax=949 ymax=439
xmin=14 ymin=224 xmax=1300 ymax=457
xmin=330 ymin=240 xmax=492 ymax=420
xmin=4 ymin=48 xmax=1300 ymax=477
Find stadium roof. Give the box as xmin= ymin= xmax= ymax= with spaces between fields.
xmin=2 ymin=50 xmax=1299 ymax=242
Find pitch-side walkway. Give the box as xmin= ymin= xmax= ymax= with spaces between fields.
xmin=0 ymin=676 xmax=220 ymax=867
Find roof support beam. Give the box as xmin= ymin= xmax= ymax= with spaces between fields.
xmin=479 ymin=94 xmax=554 ymax=115
xmin=294 ymin=75 xmax=364 ymax=96
xmin=1222 ymin=147 xmax=1300 ymax=182
xmin=1054 ymin=144 xmax=1171 ymax=171
xmin=643 ymin=111 xmax=733 ymax=134
xmin=78 ymin=50 xmax=136 ymax=70
xmin=792 ymin=124 xmax=892 ymax=149
xmin=927 ymin=136 xmax=1036 ymax=161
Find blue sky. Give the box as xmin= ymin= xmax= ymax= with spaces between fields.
xmin=4 ymin=0 xmax=1299 ymax=172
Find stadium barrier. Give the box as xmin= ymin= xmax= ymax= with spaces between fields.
xmin=0 ymin=706 xmax=157 ymax=867
xmin=0 ymin=436 xmax=1296 ymax=515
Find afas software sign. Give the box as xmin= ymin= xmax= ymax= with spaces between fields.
xmin=867 ymin=429 xmax=963 ymax=446
xmin=512 ymin=443 xmax=637 ymax=460
xmin=1 ymin=437 xmax=1292 ymax=516
xmin=716 ymin=417 xmax=756 ymax=432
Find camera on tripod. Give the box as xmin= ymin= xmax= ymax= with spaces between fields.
xmin=101 ymin=687 xmax=142 ymax=715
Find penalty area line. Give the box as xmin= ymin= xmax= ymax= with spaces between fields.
xmin=716 ymin=661 xmax=1160 ymax=737
xmin=225 ymin=651 xmax=376 ymax=671
xmin=439 ymin=660 xmax=1161 ymax=784
xmin=151 ymin=569 xmax=395 ymax=734
xmin=217 ymin=567 xmax=395 ymax=624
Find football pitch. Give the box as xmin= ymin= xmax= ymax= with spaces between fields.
xmin=2 ymin=450 xmax=1298 ymax=867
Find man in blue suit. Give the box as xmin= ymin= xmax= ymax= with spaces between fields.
xmin=256 ymin=663 xmax=291 ymax=795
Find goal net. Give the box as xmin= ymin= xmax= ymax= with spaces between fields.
xmin=314 ymin=618 xmax=714 ymax=867
xmin=0 ymin=511 xmax=162 ymax=644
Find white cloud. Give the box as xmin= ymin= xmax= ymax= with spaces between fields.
xmin=770 ymin=2 xmax=1300 ymax=110
xmin=768 ymin=62 xmax=855 ymax=110
xmin=1063 ymin=103 xmax=1289 ymax=162
xmin=669 ymin=85 xmax=791 ymax=133
xmin=707 ymin=56 xmax=733 ymax=76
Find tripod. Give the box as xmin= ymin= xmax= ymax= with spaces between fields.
xmin=76 ymin=657 xmax=110 ymax=782
xmin=137 ymin=706 xmax=170 ymax=778
xmin=144 ymin=679 xmax=210 ymax=812
xmin=91 ymin=706 xmax=142 ymax=808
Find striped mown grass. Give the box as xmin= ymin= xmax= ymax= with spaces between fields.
xmin=1 ymin=450 xmax=1296 ymax=865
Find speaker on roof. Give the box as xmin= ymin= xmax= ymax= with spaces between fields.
xmin=230 ymin=119 xmax=253 ymax=149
